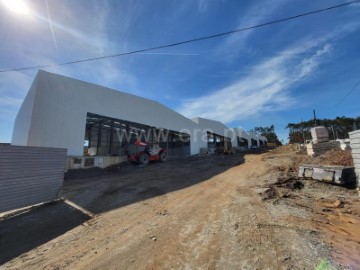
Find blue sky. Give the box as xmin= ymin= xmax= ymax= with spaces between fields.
xmin=1 ymin=0 xmax=360 ymax=143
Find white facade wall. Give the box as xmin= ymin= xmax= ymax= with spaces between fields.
xmin=12 ymin=76 xmax=38 ymax=145
xmin=258 ymin=135 xmax=268 ymax=145
xmin=12 ymin=70 xmax=268 ymax=158
xmin=191 ymin=117 xmax=234 ymax=149
xmin=229 ymin=129 xmax=268 ymax=149
xmin=248 ymin=132 xmax=268 ymax=147
xmin=230 ymin=128 xmax=252 ymax=149
xmin=12 ymin=71 xmax=201 ymax=156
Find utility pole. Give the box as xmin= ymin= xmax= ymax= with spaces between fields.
xmin=331 ymin=125 xmax=336 ymax=140
xmin=313 ymin=109 xmax=317 ymax=127
xmin=301 ymin=118 xmax=305 ymax=144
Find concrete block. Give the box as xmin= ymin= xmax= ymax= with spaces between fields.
xmin=299 ymin=164 xmax=355 ymax=185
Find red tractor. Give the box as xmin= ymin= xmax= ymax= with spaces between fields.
xmin=127 ymin=140 xmax=167 ymax=166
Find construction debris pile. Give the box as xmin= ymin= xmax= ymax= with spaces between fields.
xmin=306 ymin=126 xmax=350 ymax=156
xmin=297 ymin=149 xmax=353 ymax=167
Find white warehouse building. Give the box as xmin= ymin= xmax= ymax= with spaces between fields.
xmin=12 ymin=71 xmax=267 ymax=169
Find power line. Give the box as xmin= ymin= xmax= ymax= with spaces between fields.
xmin=332 ymin=78 xmax=360 ymax=109
xmin=1 ymin=0 xmax=359 ymax=73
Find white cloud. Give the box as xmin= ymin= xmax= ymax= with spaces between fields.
xmin=0 ymin=96 xmax=23 ymax=107
xmin=214 ymin=0 xmax=287 ymax=59
xmin=179 ymin=42 xmax=333 ymax=123
xmin=213 ymin=1 xmax=360 ymax=62
xmin=0 ymin=1 xmax=142 ymax=143
xmin=198 ymin=0 xmax=208 ymax=13
xmin=24 ymin=1 xmax=139 ymax=92
xmin=0 ymin=71 xmax=33 ymax=96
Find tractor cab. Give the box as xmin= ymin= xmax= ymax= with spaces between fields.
xmin=127 ymin=139 xmax=167 ymax=166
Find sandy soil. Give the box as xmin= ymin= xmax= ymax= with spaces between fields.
xmin=1 ymin=149 xmax=359 ymax=269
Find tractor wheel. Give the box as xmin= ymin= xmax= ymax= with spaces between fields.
xmin=159 ymin=151 xmax=167 ymax=162
xmin=138 ymin=153 xmax=150 ymax=165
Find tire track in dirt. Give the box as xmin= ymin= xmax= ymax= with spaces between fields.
xmin=3 ymin=152 xmax=338 ymax=270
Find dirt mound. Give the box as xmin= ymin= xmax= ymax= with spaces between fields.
xmin=317 ymin=149 xmax=353 ymax=166
xmin=272 ymin=144 xmax=298 ymax=152
xmin=261 ymin=177 xmax=304 ymax=202
xmin=260 ymin=151 xmax=360 ymax=269
xmin=284 ymin=180 xmax=304 ymax=190
xmin=316 ymin=198 xmax=345 ymax=209
xmin=261 ymin=186 xmax=280 ymax=200
xmin=294 ymin=149 xmax=353 ymax=167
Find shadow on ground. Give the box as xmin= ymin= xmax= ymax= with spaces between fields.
xmin=63 ymin=151 xmax=266 ymax=214
xmin=0 ymin=201 xmax=90 ymax=265
xmin=0 ymin=150 xmax=267 ymax=266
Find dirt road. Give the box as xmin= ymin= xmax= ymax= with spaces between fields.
xmin=2 ymin=150 xmax=360 ymax=269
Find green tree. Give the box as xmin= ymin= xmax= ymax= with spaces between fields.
xmin=253 ymin=125 xmax=282 ymax=145
xmin=286 ymin=116 xmax=360 ymax=143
